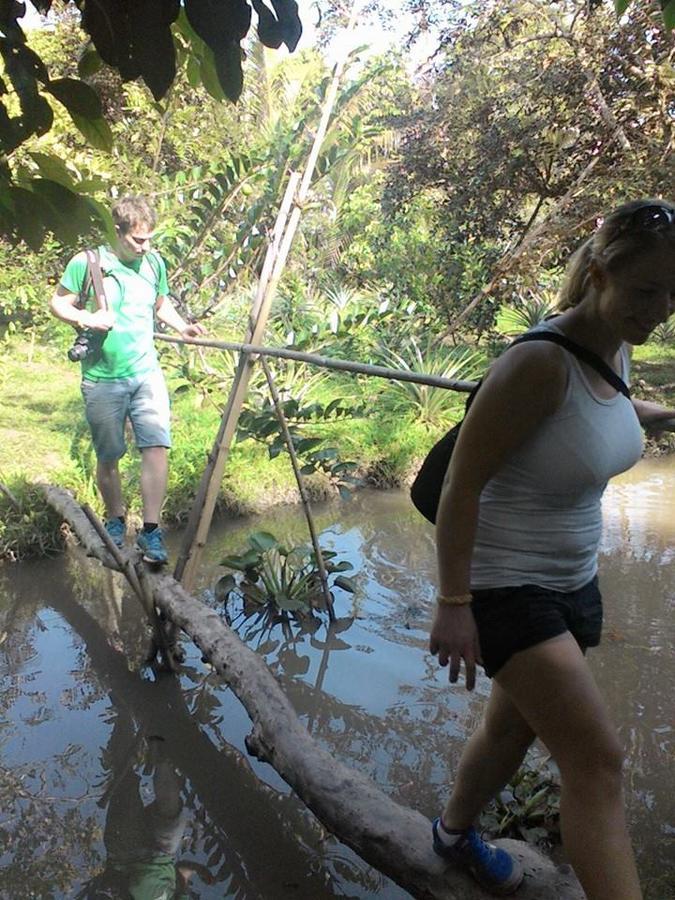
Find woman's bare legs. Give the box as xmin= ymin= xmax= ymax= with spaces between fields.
xmin=495 ymin=635 xmax=642 ymax=900
xmin=442 ymin=681 xmax=535 ymax=829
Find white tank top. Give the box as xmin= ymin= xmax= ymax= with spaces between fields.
xmin=471 ymin=325 xmax=643 ymax=591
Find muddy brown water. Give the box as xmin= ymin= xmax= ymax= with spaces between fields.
xmin=0 ymin=458 xmax=674 ymax=899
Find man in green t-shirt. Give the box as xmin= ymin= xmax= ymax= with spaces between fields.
xmin=81 ymin=727 xmax=213 ymax=900
xmin=50 ymin=195 xmax=205 ymax=564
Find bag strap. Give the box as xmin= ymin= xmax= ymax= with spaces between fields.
xmin=84 ymin=249 xmax=108 ymax=313
xmin=511 ymin=331 xmax=631 ymax=398
xmin=144 ymin=250 xmax=161 ymax=293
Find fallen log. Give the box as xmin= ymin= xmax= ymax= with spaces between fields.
xmin=49 ymin=586 xmax=338 ymax=899
xmin=40 ymin=484 xmax=584 ymax=900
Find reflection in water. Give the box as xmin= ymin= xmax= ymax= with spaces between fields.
xmin=1 ymin=457 xmax=674 ymax=897
xmin=79 ymin=721 xmax=209 ymax=899
xmin=0 ymin=553 xmax=409 ymax=899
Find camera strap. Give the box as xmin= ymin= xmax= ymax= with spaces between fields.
xmin=83 ymin=249 xmax=108 ymax=312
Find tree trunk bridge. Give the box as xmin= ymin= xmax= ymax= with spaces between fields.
xmin=41 ymin=484 xmax=584 ymax=900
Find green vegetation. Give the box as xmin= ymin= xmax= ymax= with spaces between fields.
xmin=2 ymin=328 xmax=673 ymax=561
xmin=216 ymin=530 xmax=355 ymax=615
xmin=480 ymin=758 xmax=561 ymax=848
xmin=0 ymin=333 xmax=461 ymax=559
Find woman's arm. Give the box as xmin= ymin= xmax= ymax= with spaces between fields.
xmin=625 ymin=344 xmax=675 ymax=431
xmin=431 ymin=343 xmax=567 ymax=690
xmin=632 ymin=398 xmax=675 ymax=433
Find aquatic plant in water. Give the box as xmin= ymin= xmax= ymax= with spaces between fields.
xmin=214 ymin=531 xmax=356 ymax=616
xmin=480 ymin=758 xmax=561 ymax=848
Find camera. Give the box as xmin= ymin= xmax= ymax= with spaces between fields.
xmin=67 ymin=328 xmax=107 ymax=363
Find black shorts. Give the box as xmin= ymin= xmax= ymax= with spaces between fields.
xmin=471 ymin=576 xmax=603 ymax=678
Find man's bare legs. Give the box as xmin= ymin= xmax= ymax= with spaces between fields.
xmin=139 ymin=446 xmax=168 ymax=524
xmin=96 ymin=447 xmax=168 ymax=524
xmin=97 ymin=459 xmax=125 ymax=520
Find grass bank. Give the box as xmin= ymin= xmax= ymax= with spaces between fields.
xmin=0 ymin=336 xmax=442 ymax=560
xmin=1 ymin=334 xmax=674 ymax=561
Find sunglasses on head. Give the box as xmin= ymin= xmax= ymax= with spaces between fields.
xmin=625 ymin=203 xmax=675 ymax=231
xmin=602 ymin=203 xmax=675 ymax=251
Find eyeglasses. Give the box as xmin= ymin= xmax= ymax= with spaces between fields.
xmin=128 ymin=233 xmax=153 ymax=247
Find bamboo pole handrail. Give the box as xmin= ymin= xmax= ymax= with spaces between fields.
xmin=156 ymin=332 xmax=478 ymax=394
xmin=260 ymin=356 xmax=335 ymax=621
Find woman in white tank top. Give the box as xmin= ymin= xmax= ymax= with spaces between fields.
xmin=428 ymin=200 xmax=675 ymax=898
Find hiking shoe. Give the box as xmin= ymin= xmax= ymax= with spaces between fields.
xmin=136 ymin=528 xmax=168 ymax=565
xmin=432 ymin=819 xmax=523 ymax=895
xmin=104 ymin=518 xmax=126 ymax=549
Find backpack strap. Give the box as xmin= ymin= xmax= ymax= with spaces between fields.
xmin=83 ymin=249 xmax=108 ymax=312
xmin=144 ymin=250 xmax=162 ymax=294
xmin=511 ymin=331 xmax=631 ymax=398
xmin=77 ymin=249 xmax=108 ymax=312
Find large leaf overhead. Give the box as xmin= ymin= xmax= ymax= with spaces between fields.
xmin=44 ymin=77 xmax=102 ymax=118
xmin=185 ymin=0 xmax=253 ymax=43
xmin=185 ymin=0 xmax=252 ymax=101
xmin=252 ymin=0 xmax=285 ymax=49
xmin=251 ymin=0 xmax=303 ymax=52
xmin=80 ymin=0 xmax=180 ymax=99
xmin=128 ymin=0 xmax=180 ymax=101
xmin=0 ymin=0 xmax=304 ymax=246
xmin=269 ymin=0 xmax=302 ymax=51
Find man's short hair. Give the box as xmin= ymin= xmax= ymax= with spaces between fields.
xmin=112 ymin=195 xmax=157 ymax=235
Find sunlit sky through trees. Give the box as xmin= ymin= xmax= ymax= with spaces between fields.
xmin=22 ymin=0 xmax=438 ymax=73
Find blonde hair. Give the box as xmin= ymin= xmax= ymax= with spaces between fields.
xmin=558 ymin=198 xmax=675 ymax=310
xmin=111 ymin=195 xmax=157 ymax=235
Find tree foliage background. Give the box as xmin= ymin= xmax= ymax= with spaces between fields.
xmin=0 ymin=0 xmax=673 ymax=342
xmin=0 ymin=0 xmax=302 ymax=248
xmin=387 ymin=0 xmax=675 ymax=329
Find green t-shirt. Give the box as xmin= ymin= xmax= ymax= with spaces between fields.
xmin=60 ymin=245 xmax=169 ymax=380
xmin=110 ymin=856 xmax=178 ymax=900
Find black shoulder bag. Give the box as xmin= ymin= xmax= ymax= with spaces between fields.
xmin=410 ymin=331 xmax=631 ymax=524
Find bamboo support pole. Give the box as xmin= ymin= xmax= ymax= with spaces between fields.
xmin=261 ymin=357 xmax=335 ymax=621
xmin=175 ymin=6 xmax=366 ymax=589
xmin=156 ymin=332 xmax=477 ymax=393
xmin=173 ymin=171 xmax=301 ymax=588
xmin=0 ymin=479 xmax=21 ymax=510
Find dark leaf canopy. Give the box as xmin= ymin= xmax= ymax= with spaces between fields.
xmin=80 ymin=0 xmax=181 ymax=97
xmin=0 ymin=0 xmax=303 ymax=245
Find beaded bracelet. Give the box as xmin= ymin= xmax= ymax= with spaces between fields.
xmin=436 ymin=592 xmax=473 ymax=607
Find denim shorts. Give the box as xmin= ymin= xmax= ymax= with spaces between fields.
xmin=471 ymin=576 xmax=603 ymax=678
xmin=81 ymin=369 xmax=171 ymax=462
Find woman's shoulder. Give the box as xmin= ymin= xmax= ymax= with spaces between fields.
xmin=476 ymin=337 xmax=568 ymax=419
xmin=490 ymin=330 xmax=569 ymax=385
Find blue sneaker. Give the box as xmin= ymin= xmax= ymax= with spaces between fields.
xmin=136 ymin=528 xmax=168 ymax=565
xmin=105 ymin=517 xmax=126 ymax=549
xmin=432 ymin=819 xmax=523 ymax=895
